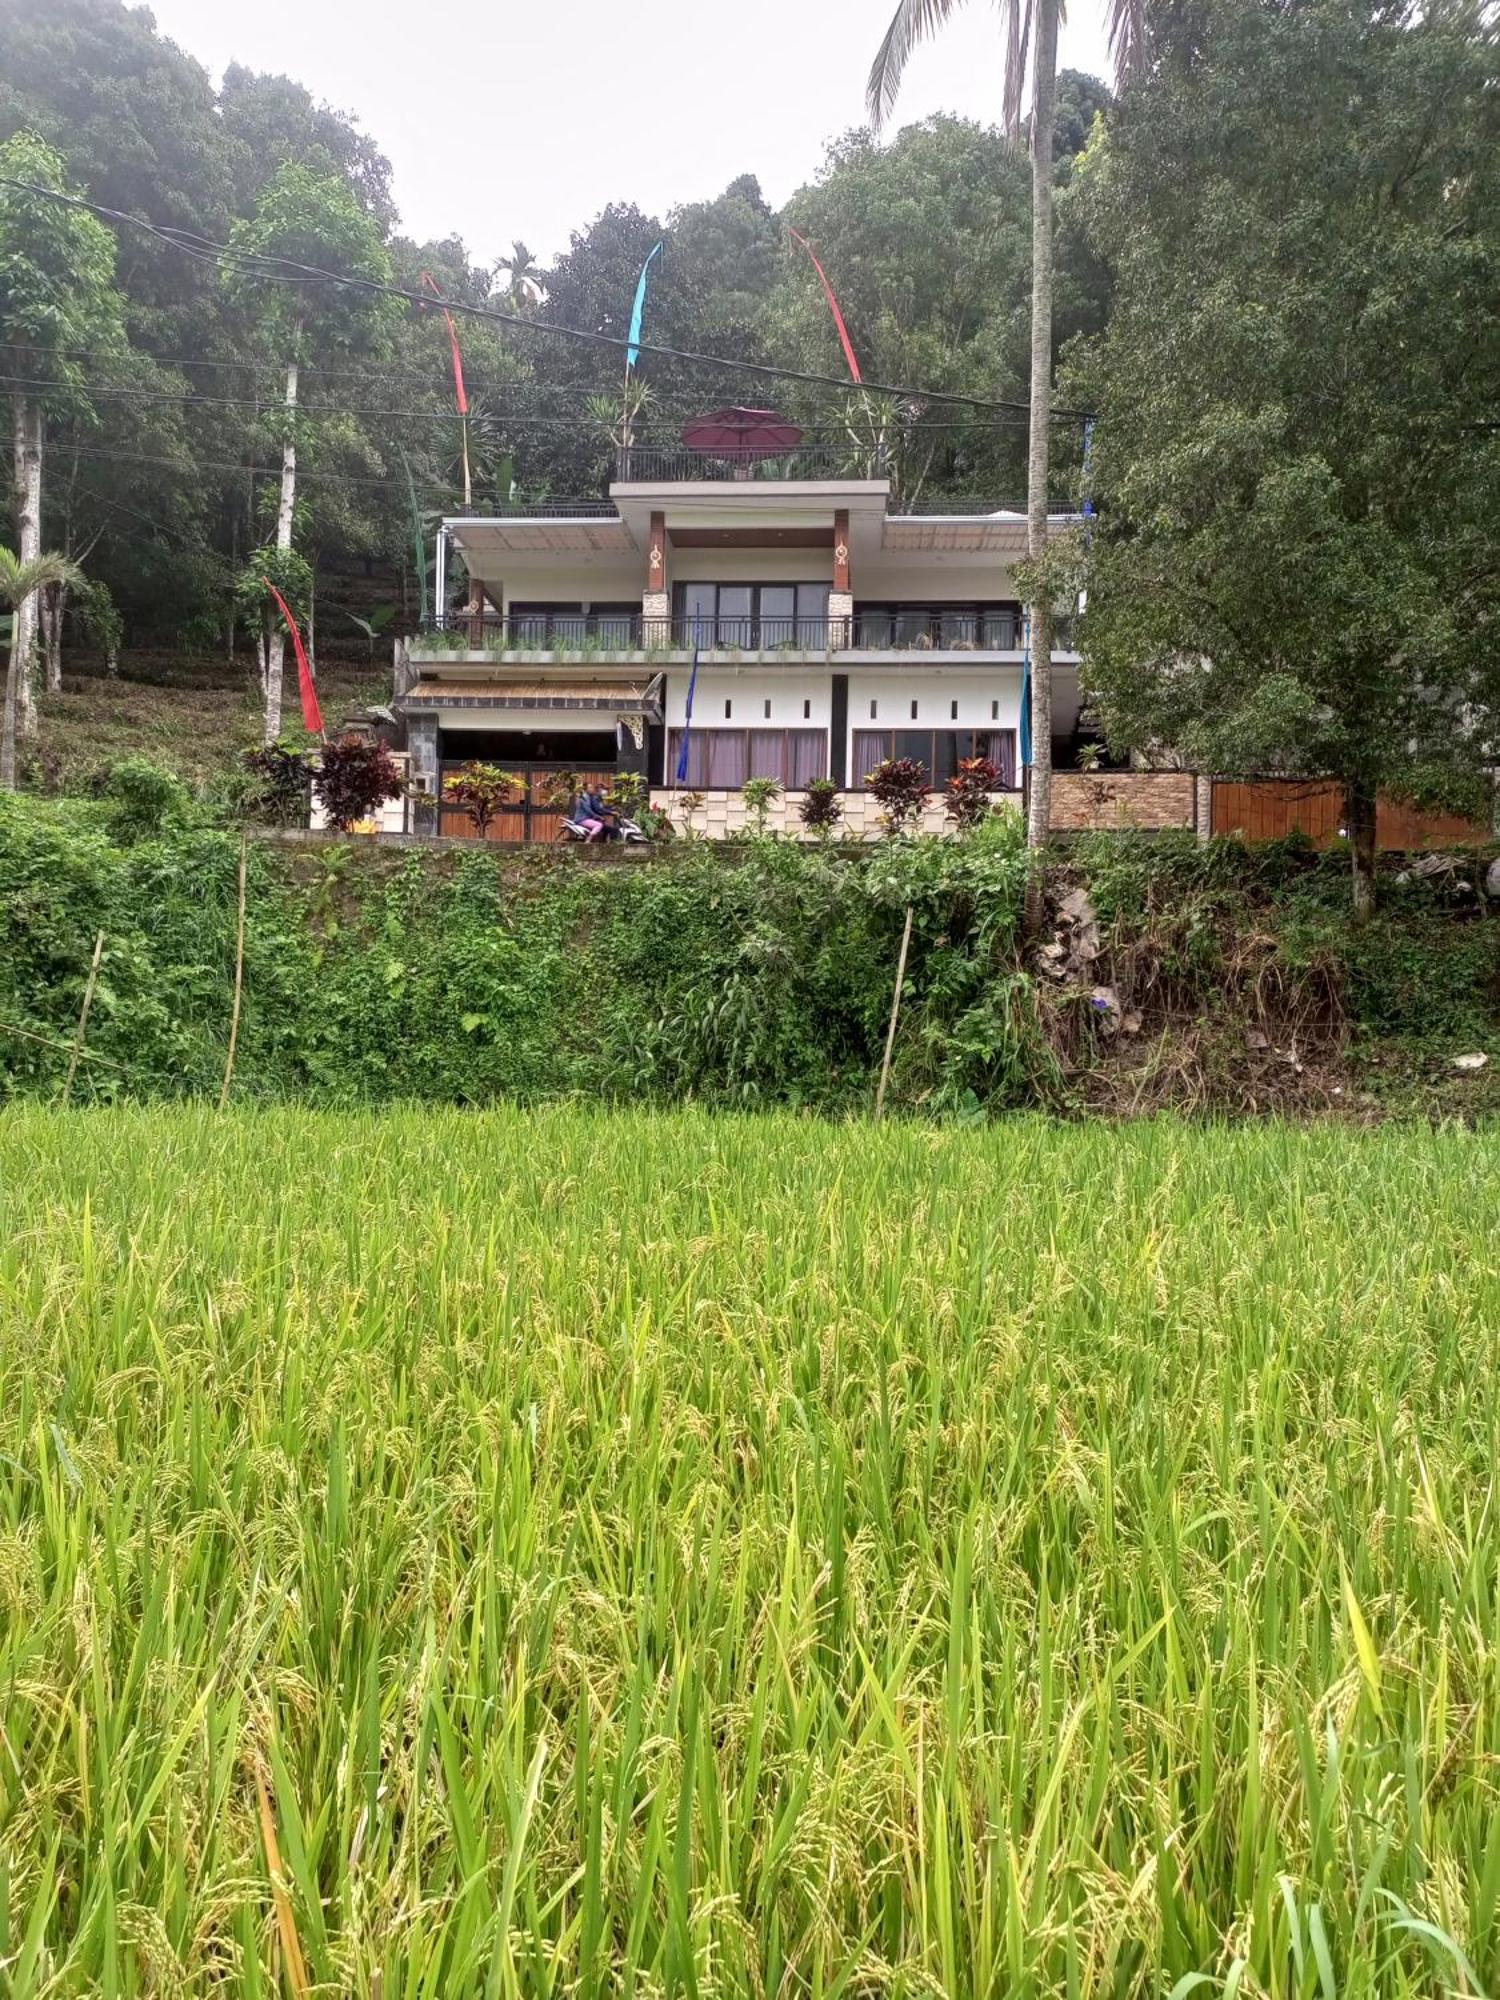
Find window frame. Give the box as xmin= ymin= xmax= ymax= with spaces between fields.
xmin=673 ymin=582 xmax=832 ymax=649
xmin=666 ymin=725 xmax=829 ymax=790
xmin=851 ymin=727 xmax=1020 ymax=791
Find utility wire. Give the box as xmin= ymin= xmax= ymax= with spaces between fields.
xmin=0 ymin=371 xmax=1035 ymax=434
xmin=0 ymin=175 xmax=1094 ymax=421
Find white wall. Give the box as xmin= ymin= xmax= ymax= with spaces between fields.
xmin=845 ymin=668 xmax=1024 ymax=736
xmin=662 ymin=668 xmax=832 ymax=730
xmin=486 ymin=547 xmax=1029 ymax=609
xmin=660 ymin=663 xmax=1024 ymax=791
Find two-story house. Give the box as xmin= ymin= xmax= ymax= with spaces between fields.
xmin=395 ymin=424 xmax=1083 ymax=839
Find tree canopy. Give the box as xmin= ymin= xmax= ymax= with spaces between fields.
xmin=0 ymin=0 xmax=1108 ymax=664
xmin=1068 ymin=0 xmax=1500 ymax=908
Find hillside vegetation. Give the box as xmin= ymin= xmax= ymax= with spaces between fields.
xmin=28 ymin=652 xmax=390 ymax=796
xmin=2 ymin=791 xmax=1497 ymax=1118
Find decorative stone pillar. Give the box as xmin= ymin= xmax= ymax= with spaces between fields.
xmin=1194 ymin=772 xmax=1214 ymax=844
xmin=827 ymin=592 xmax=853 ymax=651
xmin=406 ymin=712 xmax=439 ymax=835
xmin=829 ymin=508 xmax=852 ymax=648
xmin=642 ymin=509 xmax=669 ymax=645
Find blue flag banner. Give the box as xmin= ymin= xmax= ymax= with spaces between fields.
xmin=1019 ymin=610 xmax=1033 ymax=769
xmin=626 ymin=241 xmax=663 ymax=371
xmin=1081 ymin=416 xmax=1096 ymax=527
xmin=675 ymin=640 xmax=700 ymax=783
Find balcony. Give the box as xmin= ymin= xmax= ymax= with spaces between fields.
xmin=411 ymin=608 xmax=1075 ymax=660
xmin=614 ymin=443 xmax=887 ymax=485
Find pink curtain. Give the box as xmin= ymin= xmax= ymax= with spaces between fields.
xmin=852 ymin=731 xmax=890 ymax=789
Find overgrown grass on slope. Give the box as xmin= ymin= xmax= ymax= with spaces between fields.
xmin=32 ymin=654 xmax=389 ymax=795
xmin=2 ymin=1105 xmax=1498 ymax=1995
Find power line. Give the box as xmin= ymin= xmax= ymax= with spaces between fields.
xmin=0 ymin=371 xmax=1035 ymax=437
xmin=0 ymin=175 xmax=1093 ymax=421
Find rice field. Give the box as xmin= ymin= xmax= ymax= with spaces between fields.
xmin=1 ymin=1106 xmax=1499 ymax=1998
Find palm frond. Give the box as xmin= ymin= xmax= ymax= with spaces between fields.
xmin=866 ymin=0 xmax=971 ymax=130
xmin=1104 ymin=0 xmax=1148 ymax=87
xmin=0 ymin=547 xmax=84 ymax=607
xmin=1002 ymin=0 xmax=1034 ymax=136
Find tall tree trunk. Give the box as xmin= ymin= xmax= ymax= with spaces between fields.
xmin=1024 ymin=0 xmax=1059 ymax=857
xmin=1346 ymin=777 xmax=1377 ymax=922
xmin=226 ymin=508 xmax=238 ymax=661
xmin=12 ymin=391 xmax=43 ymax=744
xmin=263 ymin=351 xmax=298 ymax=745
xmin=42 ymin=580 xmax=66 ymax=694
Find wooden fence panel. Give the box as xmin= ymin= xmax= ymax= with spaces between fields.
xmin=1211 ymin=779 xmax=1490 ymax=850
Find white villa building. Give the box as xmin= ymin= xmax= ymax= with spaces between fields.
xmin=395 ymin=427 xmax=1084 ymax=840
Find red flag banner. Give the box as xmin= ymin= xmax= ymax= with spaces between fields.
xmin=420 ymin=270 xmax=469 ymax=414
xmin=264 ymin=578 xmax=324 ymax=736
xmin=787 ymin=228 xmax=862 ymax=384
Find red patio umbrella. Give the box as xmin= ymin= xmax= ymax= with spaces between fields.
xmin=681 ymin=409 xmax=804 ymax=461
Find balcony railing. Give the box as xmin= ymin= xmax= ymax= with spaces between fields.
xmin=614 ymin=443 xmax=888 ymax=485
xmin=851 ymin=610 xmax=1023 ymax=651
xmin=416 ymin=609 xmax=1072 ymax=655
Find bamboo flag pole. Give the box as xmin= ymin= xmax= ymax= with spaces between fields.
xmin=62 ymin=930 xmax=105 ymax=1107
xmin=874 ymin=905 xmax=914 ymax=1122
xmin=219 ymin=836 xmax=248 ymax=1111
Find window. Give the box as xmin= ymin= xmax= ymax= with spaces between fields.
xmin=851 ymin=728 xmax=1018 ymax=790
xmin=764 ymin=699 xmax=772 ymax=720
xmin=910 ymin=700 xmax=919 ymax=721
xmin=724 ymin=699 xmax=733 ymax=719
xmin=851 ymin=603 xmax=1023 ymax=650
xmin=669 ymin=728 xmax=826 ymax=789
xmin=803 ymin=699 xmax=811 ymax=720
xmin=673 ymin=582 xmax=831 ymax=647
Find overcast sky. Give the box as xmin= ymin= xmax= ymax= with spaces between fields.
xmin=143 ymin=0 xmax=1113 ymax=268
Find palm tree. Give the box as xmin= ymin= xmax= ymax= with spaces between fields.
xmin=2 ymin=547 xmax=83 ymax=790
xmin=868 ymin=0 xmax=1144 ymax=853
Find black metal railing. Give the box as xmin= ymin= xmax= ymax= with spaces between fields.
xmin=615 ymin=444 xmax=888 ymax=484
xmin=849 ymin=610 xmax=1023 ymax=651
xmin=417 ymin=608 xmax=1071 ymax=655
xmin=425 ymin=612 xmax=642 ymax=649
xmin=664 ymin=615 xmax=831 ymax=651
xmin=447 ymin=498 xmax=620 ymax=519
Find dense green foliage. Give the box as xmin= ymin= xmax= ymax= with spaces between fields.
xmin=2 ymin=796 xmax=1496 ymax=1112
xmin=4 ymin=1105 xmax=1500 ymax=1992
xmin=0 ymin=0 xmax=1107 ymax=676
xmin=1068 ymin=0 xmax=1500 ymax=859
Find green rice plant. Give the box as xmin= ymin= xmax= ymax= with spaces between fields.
xmin=1 ymin=1106 xmax=1499 ymax=1996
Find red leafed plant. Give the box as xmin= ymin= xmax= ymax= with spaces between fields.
xmin=944 ymin=756 xmax=1001 ymax=832
xmin=313 ymin=735 xmax=404 ymax=832
xmin=865 ymin=756 xmax=930 ymax=835
xmin=442 ymin=762 xmax=524 ymax=837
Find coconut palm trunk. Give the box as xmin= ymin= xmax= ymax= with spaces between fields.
xmin=868 ymin=0 xmax=1143 ymax=854
xmin=2 ymin=547 xmax=82 ymax=790
xmin=10 ymin=391 xmax=43 ymax=744
xmin=1024 ymin=0 xmax=1059 ymax=849
xmin=262 ymin=351 xmax=299 ymax=746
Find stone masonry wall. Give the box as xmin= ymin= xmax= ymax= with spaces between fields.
xmin=1048 ymin=771 xmax=1197 ymax=832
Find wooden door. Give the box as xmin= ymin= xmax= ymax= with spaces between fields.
xmin=528 ymin=768 xmax=616 ymax=844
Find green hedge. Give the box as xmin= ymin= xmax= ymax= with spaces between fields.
xmin=3 ymin=792 xmax=1497 ymax=1111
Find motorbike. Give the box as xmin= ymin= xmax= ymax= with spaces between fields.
xmin=557 ymin=812 xmax=648 ymax=845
